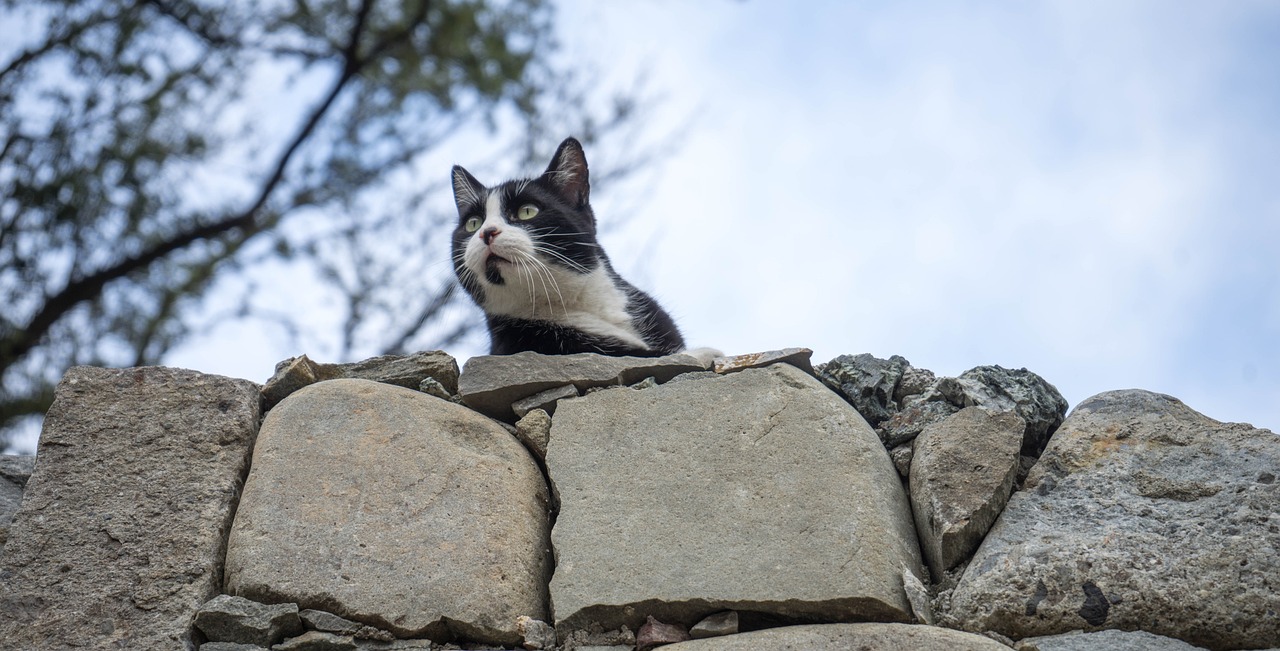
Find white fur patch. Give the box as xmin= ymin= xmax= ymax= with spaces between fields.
xmin=461 ymin=198 xmax=648 ymax=350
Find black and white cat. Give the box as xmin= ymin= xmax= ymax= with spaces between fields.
xmin=451 ymin=137 xmax=686 ymax=357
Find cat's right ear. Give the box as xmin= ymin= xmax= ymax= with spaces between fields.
xmin=451 ymin=165 xmax=484 ymax=213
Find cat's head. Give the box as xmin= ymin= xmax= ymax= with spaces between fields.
xmin=450 ymin=137 xmax=602 ymax=312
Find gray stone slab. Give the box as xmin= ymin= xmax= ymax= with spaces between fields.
xmin=910 ymin=407 xmax=1024 ymax=575
xmin=195 ymin=594 xmax=303 ymax=646
xmin=0 ymin=366 xmax=260 ymax=650
xmin=1015 ymin=628 xmax=1209 ymax=650
xmin=663 ymin=623 xmax=1010 ymax=650
xmin=512 ymin=383 xmax=579 ymax=418
xmin=225 ymin=379 xmax=550 ymax=646
xmin=711 ymin=347 xmax=813 ymax=376
xmin=934 ymin=365 xmax=1067 ymax=457
xmin=546 ymin=364 xmax=924 ymax=633
xmin=262 ymin=352 xmax=460 ymax=410
xmin=458 ymin=351 xmax=706 ymax=421
xmin=947 ymin=390 xmax=1280 ymax=650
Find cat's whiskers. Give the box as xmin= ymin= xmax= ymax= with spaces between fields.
xmin=516 ymin=249 xmax=568 ymax=316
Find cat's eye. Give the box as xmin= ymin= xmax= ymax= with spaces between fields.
xmin=517 ymin=204 xmax=539 ymax=221
xmin=465 ymin=216 xmax=483 ymax=233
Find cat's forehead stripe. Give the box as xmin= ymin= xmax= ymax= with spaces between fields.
xmin=484 ymin=192 xmax=503 ymax=224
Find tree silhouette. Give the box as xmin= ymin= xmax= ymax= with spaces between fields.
xmin=0 ymin=0 xmax=654 ymax=447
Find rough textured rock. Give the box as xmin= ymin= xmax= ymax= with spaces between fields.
xmin=262 ymin=355 xmax=329 ymax=409
xmin=636 ymin=615 xmax=691 ymax=649
xmin=515 ymin=615 xmax=555 ymax=650
xmin=195 ymin=594 xmax=303 ymax=646
xmin=0 ymin=454 xmax=34 ymax=554
xmin=663 ymin=623 xmax=1010 ymax=650
xmin=273 ymin=630 xmax=357 ymax=651
xmin=512 ymin=384 xmax=579 ymax=418
xmin=328 ymin=351 xmax=460 ymax=394
xmin=514 ymin=409 xmax=553 ymax=461
xmin=262 ymin=352 xmax=459 ymax=410
xmin=815 ymin=353 xmax=910 ymax=427
xmin=458 ymin=351 xmax=706 ymax=421
xmin=201 ymin=643 xmax=268 ymax=651
xmin=547 ymin=364 xmax=923 ymax=632
xmin=889 ymin=444 xmax=914 ymax=478
xmin=712 ymin=347 xmax=813 ymax=376
xmin=1015 ymin=629 xmax=1209 ymax=650
xmin=934 ymin=366 xmax=1067 ymax=457
xmin=300 ymin=610 xmax=395 ymax=641
xmin=689 ymin=612 xmax=738 ymax=639
xmin=225 ymin=379 xmax=550 ymax=645
xmin=880 ymin=399 xmax=960 ymax=447
xmin=902 ymin=568 xmax=934 ymax=625
xmin=0 ymin=366 xmax=260 ymax=651
xmin=910 ymin=407 xmax=1025 ymax=575
xmin=947 ymin=390 xmax=1280 ymax=650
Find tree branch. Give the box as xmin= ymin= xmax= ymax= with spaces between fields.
xmin=0 ymin=0 xmax=395 ymax=379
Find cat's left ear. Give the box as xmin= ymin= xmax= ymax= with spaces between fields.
xmin=451 ymin=165 xmax=484 ymax=213
xmin=542 ymin=137 xmax=590 ymax=208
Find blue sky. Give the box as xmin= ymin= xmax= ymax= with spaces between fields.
xmin=7 ymin=1 xmax=1279 ymax=452
xmin=548 ymin=1 xmax=1280 ymax=430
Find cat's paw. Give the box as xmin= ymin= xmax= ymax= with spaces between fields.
xmin=681 ymin=346 xmax=724 ymax=369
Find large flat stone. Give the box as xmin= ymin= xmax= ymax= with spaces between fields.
xmin=946 ymin=390 xmax=1280 ymax=650
xmin=0 ymin=366 xmax=261 ymax=650
xmin=663 ymin=623 xmax=1009 ymax=650
xmin=546 ymin=364 xmax=923 ymax=632
xmin=458 ymin=351 xmax=707 ymax=421
xmin=909 ymin=407 xmax=1024 ymax=575
xmin=224 ymin=379 xmax=550 ymax=645
xmin=1015 ymin=628 xmax=1209 ymax=651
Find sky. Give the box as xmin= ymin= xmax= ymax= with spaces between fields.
xmin=7 ymin=1 xmax=1280 ymax=452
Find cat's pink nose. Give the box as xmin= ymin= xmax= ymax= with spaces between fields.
xmin=481 ymin=227 xmax=500 ymax=245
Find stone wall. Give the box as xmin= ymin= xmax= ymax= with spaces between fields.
xmin=0 ymin=349 xmax=1276 ymax=651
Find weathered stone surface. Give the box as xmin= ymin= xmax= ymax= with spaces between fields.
xmin=514 ymin=409 xmax=552 ymax=461
xmin=458 ymin=351 xmax=706 ymax=421
xmin=202 ymin=643 xmax=268 ymax=651
xmin=558 ymin=626 xmax=636 ymax=650
xmin=195 ymin=594 xmax=303 ymax=646
xmin=300 ymin=610 xmax=394 ymax=642
xmin=894 ymin=366 xmax=938 ymax=403
xmin=0 ymin=454 xmax=34 ymax=554
xmin=512 ymin=384 xmax=579 ymax=418
xmin=910 ymin=407 xmax=1024 ymax=575
xmin=947 ymin=390 xmax=1280 ymax=650
xmin=0 ymin=366 xmax=260 ymax=651
xmin=663 ymin=623 xmax=1010 ymax=650
xmin=350 ymin=640 xmax=434 ymax=651
xmin=637 ymin=615 xmax=690 ymax=649
xmin=417 ymin=377 xmax=454 ymax=402
xmin=333 ymin=351 xmax=459 ymax=394
xmin=1015 ymin=629 xmax=1209 ymax=651
xmin=889 ymin=444 xmax=914 ymax=478
xmin=880 ymin=399 xmax=960 ymax=447
xmin=689 ymin=612 xmax=738 ymax=639
xmin=547 ymin=364 xmax=923 ymax=632
xmin=263 ymin=352 xmax=460 ymax=410
xmin=712 ymin=347 xmax=813 ymax=376
xmin=262 ymin=355 xmax=329 ymax=409
xmin=274 ymin=630 xmax=357 ymax=651
xmin=934 ymin=366 xmax=1067 ymax=457
xmin=225 ymin=379 xmax=550 ymax=645
xmin=515 ymin=615 xmax=555 ymax=650
xmin=902 ymin=568 xmax=934 ymax=625
xmin=816 ymin=353 xmax=910 ymax=427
